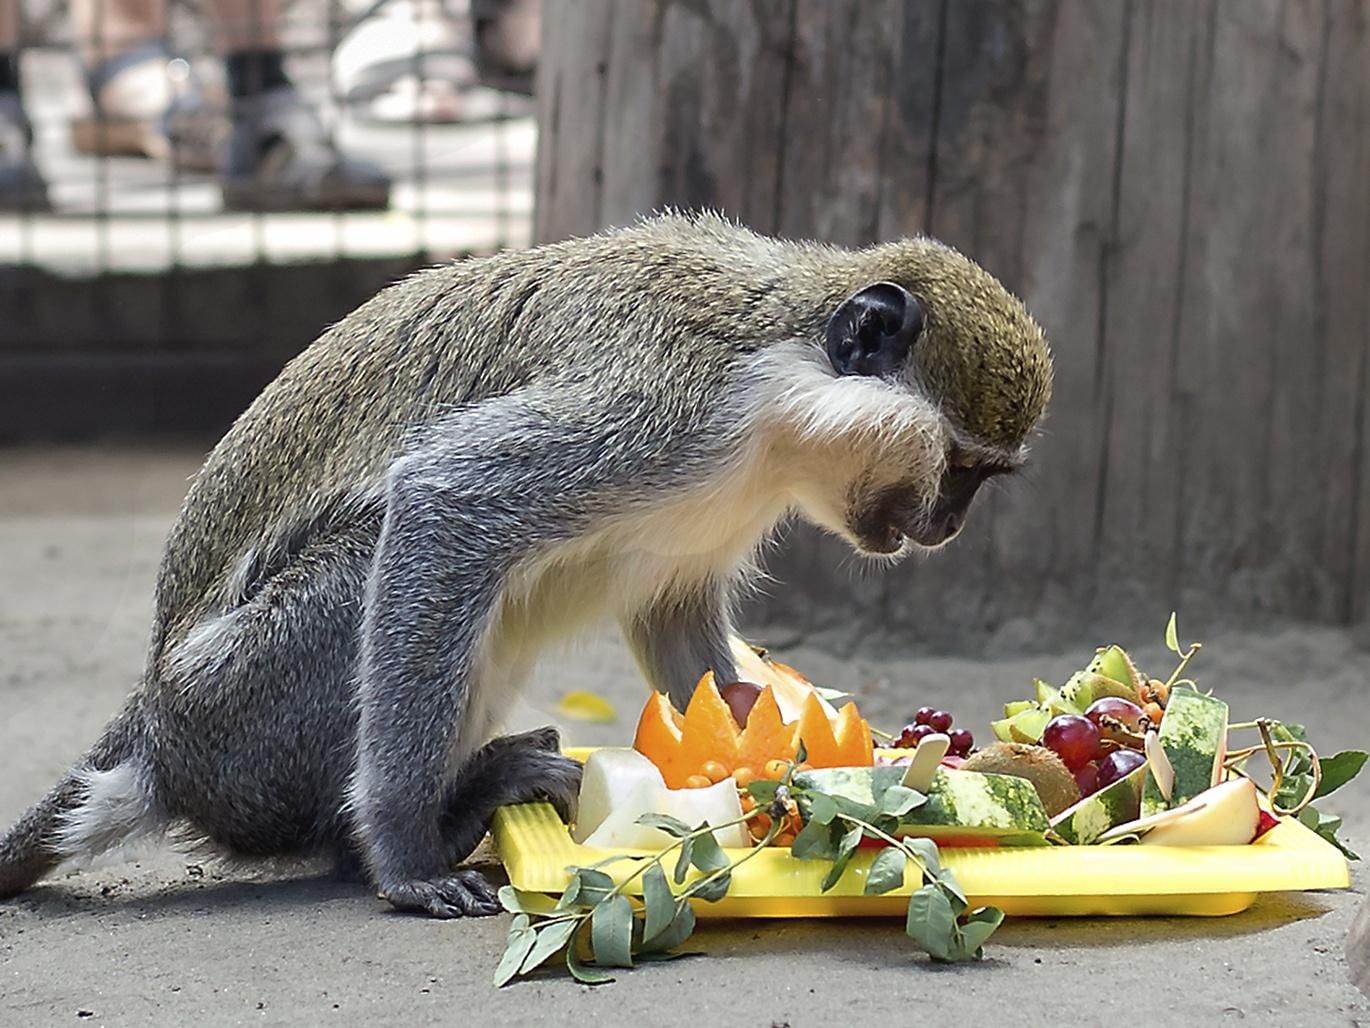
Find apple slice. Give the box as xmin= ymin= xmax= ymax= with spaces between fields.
xmin=1096 ymin=777 xmax=1261 ymax=847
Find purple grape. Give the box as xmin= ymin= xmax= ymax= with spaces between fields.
xmin=928 ymin=710 xmax=954 ymax=733
xmin=1042 ymin=714 xmax=1102 ymax=771
xmin=1095 ymin=748 xmax=1147 ymax=790
xmin=914 ymin=706 xmax=936 ymax=726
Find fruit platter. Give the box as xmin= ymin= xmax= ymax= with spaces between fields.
xmin=491 ymin=618 xmax=1361 ymax=985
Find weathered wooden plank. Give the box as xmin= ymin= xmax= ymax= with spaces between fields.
xmin=1312 ymin=0 xmax=1370 ymax=622
xmin=1091 ymin=0 xmax=1207 ymax=622
xmin=532 ymin=0 xmax=616 ymax=242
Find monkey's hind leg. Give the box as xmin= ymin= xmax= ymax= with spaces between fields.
xmin=0 ymin=702 xmax=162 ymax=898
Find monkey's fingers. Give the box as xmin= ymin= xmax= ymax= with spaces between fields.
xmin=381 ymin=869 xmax=502 ymax=918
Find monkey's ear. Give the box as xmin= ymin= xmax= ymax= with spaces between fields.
xmin=825 ymin=282 xmax=924 ymax=378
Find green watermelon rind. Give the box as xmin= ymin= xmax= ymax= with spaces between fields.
xmin=1049 ymin=764 xmax=1146 ymax=844
xmin=793 ymin=766 xmax=1049 ymax=842
xmin=1140 ymin=685 xmax=1229 ymax=817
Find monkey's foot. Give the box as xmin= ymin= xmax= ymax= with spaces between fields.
xmin=381 ymin=869 xmax=502 ymax=918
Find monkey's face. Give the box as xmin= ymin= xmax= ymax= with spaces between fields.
xmin=782 ymin=244 xmax=1049 ymax=560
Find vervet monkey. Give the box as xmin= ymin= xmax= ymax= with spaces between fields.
xmin=0 ymin=213 xmax=1051 ymax=917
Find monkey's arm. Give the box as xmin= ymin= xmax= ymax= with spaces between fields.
xmin=352 ymin=392 xmax=730 ymax=916
xmin=622 ymin=578 xmax=738 ymax=708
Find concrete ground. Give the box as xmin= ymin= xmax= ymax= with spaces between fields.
xmin=1 ymin=445 xmax=1367 ymax=1027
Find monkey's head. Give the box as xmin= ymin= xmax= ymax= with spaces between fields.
xmin=770 ymin=237 xmax=1052 ymax=559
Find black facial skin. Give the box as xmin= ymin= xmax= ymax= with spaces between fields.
xmin=849 ymin=462 xmax=1013 ymax=554
xmin=826 ymin=282 xmax=924 ymax=379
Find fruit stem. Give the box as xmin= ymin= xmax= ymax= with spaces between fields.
xmin=1162 ymin=642 xmax=1202 ymax=692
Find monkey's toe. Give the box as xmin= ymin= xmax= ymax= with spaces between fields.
xmin=382 ymin=869 xmax=502 ymax=918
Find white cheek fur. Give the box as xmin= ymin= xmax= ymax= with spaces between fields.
xmin=741 ymin=340 xmax=947 ymax=540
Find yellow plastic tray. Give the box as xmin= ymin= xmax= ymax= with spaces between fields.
xmin=491 ymin=751 xmax=1351 ymax=918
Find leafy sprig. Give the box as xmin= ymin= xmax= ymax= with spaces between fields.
xmin=495 ymin=770 xmax=1006 ymax=986
xmin=752 ymin=773 xmax=1004 ymax=961
xmin=495 ymin=803 xmax=779 ymax=986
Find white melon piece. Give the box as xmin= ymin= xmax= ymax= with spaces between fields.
xmin=570 ymin=749 xmax=666 ymax=844
xmin=662 ymin=779 xmax=750 ymax=849
xmin=581 ymin=780 xmax=675 ymax=850
xmin=727 ymin=635 xmax=838 ymax=724
xmin=1138 ymin=777 xmax=1261 ymax=847
xmin=581 ymin=777 xmax=748 ymax=851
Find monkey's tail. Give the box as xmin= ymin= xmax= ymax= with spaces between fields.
xmin=0 ymin=695 xmax=163 ymax=898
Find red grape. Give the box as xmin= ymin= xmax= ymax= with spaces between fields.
xmin=718 ymin=681 xmax=762 ymax=727
xmin=948 ymin=728 xmax=974 ymax=755
xmin=1041 ymin=714 xmax=1102 ymax=771
xmin=1074 ymin=760 xmax=1100 ymax=797
xmin=914 ymin=706 xmax=936 ymax=726
xmin=1095 ymin=748 xmax=1146 ymax=789
xmin=1085 ymin=697 xmax=1145 ymax=744
xmin=929 ymin=710 xmax=954 ymax=733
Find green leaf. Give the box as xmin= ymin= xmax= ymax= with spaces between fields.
xmin=937 ymin=870 xmax=968 ymax=913
xmin=498 ymin=886 xmax=561 ymax=917
xmin=520 ymin=917 xmax=580 ymax=975
xmin=878 ymin=784 xmax=925 ymax=818
xmin=864 ymin=846 xmax=907 ymax=895
xmin=1314 ymin=750 xmax=1369 ymax=798
xmin=689 ymin=828 xmax=730 ymax=873
xmin=574 ymin=868 xmax=616 ymax=906
xmin=905 ymin=884 xmax=955 ymax=961
xmin=636 ymin=812 xmax=693 ymax=838
xmin=1164 ymin=612 xmax=1180 ymax=653
xmin=565 ymin=927 xmax=615 ymax=985
xmin=790 ymin=819 xmax=839 ymax=861
xmin=639 ymin=900 xmax=696 ymax=954
xmin=1300 ymin=807 xmax=1361 ymax=860
xmin=493 ymin=915 xmax=537 ymax=987
xmin=815 ymin=686 xmax=852 ymax=705
xmin=641 ymin=863 xmax=675 ymax=946
xmin=1270 ymin=721 xmax=1309 ymax=743
xmin=746 ymin=779 xmax=780 ymax=804
xmin=805 ymin=792 xmax=838 ymax=825
xmin=901 ymin=837 xmax=941 ymax=875
xmin=820 ymin=825 xmax=864 ymax=892
xmin=555 ymin=875 xmax=582 ymax=910
xmin=954 ymin=906 xmax=1004 ymax=958
xmin=1276 ymin=772 xmax=1315 ymax=811
xmin=672 ymin=836 xmax=695 ymax=884
xmin=590 ymin=895 xmax=635 ymax=968
xmin=686 ymin=871 xmax=731 ymax=903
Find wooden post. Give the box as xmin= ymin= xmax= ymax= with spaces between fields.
xmin=535 ymin=1 xmax=1370 ymax=646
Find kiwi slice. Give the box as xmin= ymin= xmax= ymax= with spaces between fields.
xmin=961 ymin=742 xmax=1081 ymax=817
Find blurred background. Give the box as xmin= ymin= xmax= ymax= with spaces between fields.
xmin=1 ymin=0 xmax=1367 ymax=657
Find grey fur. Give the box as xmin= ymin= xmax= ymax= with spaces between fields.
xmin=0 ymin=213 xmax=1051 ymax=917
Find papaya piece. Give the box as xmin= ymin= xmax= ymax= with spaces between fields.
xmin=633 ymin=690 xmax=693 ymax=788
xmin=736 ymin=685 xmax=800 ymax=773
xmin=831 ymin=701 xmax=875 ymax=767
xmin=677 ymin=671 xmax=742 ymax=779
xmin=797 ymin=692 xmax=841 ymax=767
